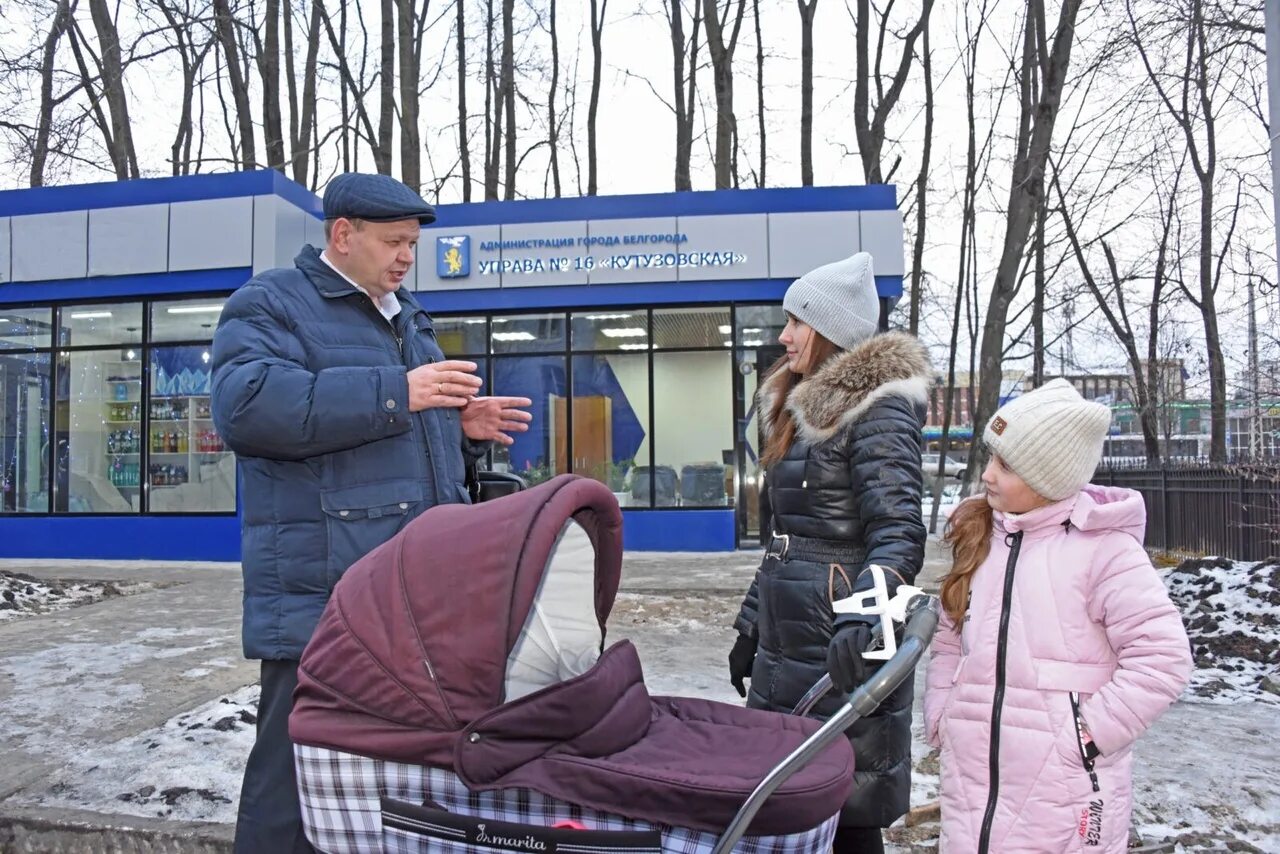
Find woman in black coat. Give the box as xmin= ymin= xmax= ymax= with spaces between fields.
xmin=729 ymin=252 xmax=930 ymax=854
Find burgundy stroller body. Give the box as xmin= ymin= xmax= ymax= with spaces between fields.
xmin=290 ymin=475 xmax=936 ymax=853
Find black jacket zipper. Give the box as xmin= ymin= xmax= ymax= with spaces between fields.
xmin=977 ymin=530 xmax=1023 ymax=854
xmin=1070 ymin=691 xmax=1101 ymax=792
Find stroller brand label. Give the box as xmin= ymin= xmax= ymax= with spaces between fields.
xmin=475 ymin=824 xmax=547 ymax=851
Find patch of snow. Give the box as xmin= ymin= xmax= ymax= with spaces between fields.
xmin=0 ymin=571 xmax=151 ymax=621
xmin=26 ymin=684 xmax=261 ymax=823
xmin=1164 ymin=557 xmax=1279 ymax=705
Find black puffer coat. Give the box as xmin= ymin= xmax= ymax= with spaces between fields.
xmin=733 ymin=331 xmax=930 ymax=828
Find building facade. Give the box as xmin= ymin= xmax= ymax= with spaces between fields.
xmin=0 ymin=172 xmax=904 ymax=558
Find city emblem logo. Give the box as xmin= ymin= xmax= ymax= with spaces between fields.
xmin=437 ymin=235 xmax=471 ymax=278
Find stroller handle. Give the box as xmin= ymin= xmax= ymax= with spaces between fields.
xmin=711 ymin=594 xmax=941 ymax=854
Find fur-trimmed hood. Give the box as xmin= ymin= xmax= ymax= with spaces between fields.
xmin=759 ymin=331 xmax=933 ymax=445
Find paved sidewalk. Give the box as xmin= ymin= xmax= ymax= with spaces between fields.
xmin=0 ymin=541 xmax=952 ymax=852
xmin=0 ymin=559 xmax=253 ymax=850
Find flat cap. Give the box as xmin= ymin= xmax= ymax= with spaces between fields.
xmin=322 ymin=173 xmax=436 ymax=225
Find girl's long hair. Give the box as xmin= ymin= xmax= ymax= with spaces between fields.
xmin=939 ymin=496 xmax=995 ymax=627
xmin=759 ymin=328 xmax=842 ymax=467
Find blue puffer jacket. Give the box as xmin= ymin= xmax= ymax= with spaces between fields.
xmin=212 ymin=246 xmax=485 ymax=660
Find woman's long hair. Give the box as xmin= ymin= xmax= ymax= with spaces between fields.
xmin=759 ymin=327 xmax=842 ymax=467
xmin=939 ymin=496 xmax=995 ymax=627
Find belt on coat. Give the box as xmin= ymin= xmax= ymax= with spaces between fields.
xmin=765 ymin=531 xmax=865 ymax=565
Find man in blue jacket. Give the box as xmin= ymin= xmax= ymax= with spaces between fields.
xmin=211 ymin=173 xmax=531 ymax=853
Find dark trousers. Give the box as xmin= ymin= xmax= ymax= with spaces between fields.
xmin=234 ymin=659 xmax=316 ymax=854
xmin=832 ymin=825 xmax=884 ymax=854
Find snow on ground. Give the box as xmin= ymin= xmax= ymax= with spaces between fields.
xmin=1165 ymin=557 xmax=1280 ymax=705
xmin=29 ymin=684 xmax=259 ymax=822
xmin=0 ymin=570 xmax=153 ymax=621
xmin=12 ymin=552 xmax=1279 ymax=851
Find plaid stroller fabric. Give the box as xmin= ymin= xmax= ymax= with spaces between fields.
xmin=296 ymin=744 xmax=840 ymax=854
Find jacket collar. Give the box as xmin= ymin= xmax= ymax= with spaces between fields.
xmin=295 ymin=245 xmax=427 ymax=320
xmin=994 ymin=494 xmax=1078 ymax=538
xmin=758 ymin=331 xmax=933 ymax=445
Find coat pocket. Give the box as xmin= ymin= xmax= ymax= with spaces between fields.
xmin=321 ymin=480 xmax=426 ymax=584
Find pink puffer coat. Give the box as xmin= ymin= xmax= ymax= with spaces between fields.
xmin=924 ymin=485 xmax=1192 ymax=853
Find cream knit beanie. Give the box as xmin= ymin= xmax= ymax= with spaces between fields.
xmin=782 ymin=252 xmax=881 ymax=350
xmin=983 ymin=378 xmax=1112 ymax=501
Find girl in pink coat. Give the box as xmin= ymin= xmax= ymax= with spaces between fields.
xmin=924 ymin=379 xmax=1192 ymax=853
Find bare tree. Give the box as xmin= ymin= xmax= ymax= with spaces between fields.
xmin=483 ymin=0 xmax=501 ymax=199
xmin=257 ymin=0 xmax=286 ymax=169
xmin=211 ymin=0 xmax=256 ymax=169
xmin=82 ymin=0 xmax=140 ymax=178
xmin=396 ymin=0 xmax=430 ymax=192
xmin=702 ymin=0 xmax=746 ymax=188
xmin=849 ymin=0 xmax=934 ymax=185
xmin=457 ymin=0 xmax=472 ymax=200
xmin=752 ymin=0 xmax=765 ymax=186
xmin=907 ymin=17 xmax=932 ymax=335
xmin=500 ymin=0 xmax=515 ymax=198
xmin=546 ymin=0 xmax=561 ymax=196
xmin=379 ymin=0 xmax=396 ymax=175
xmin=663 ymin=0 xmax=701 ymax=191
xmin=964 ymin=0 xmax=1085 ymax=488
xmin=30 ymin=0 xmax=77 ymax=185
xmin=1128 ymin=0 xmax=1243 ymax=461
xmin=587 ymin=0 xmax=608 ymax=195
xmin=284 ymin=0 xmax=322 ymax=185
xmin=316 ymin=0 xmax=392 ymax=174
xmin=798 ymin=0 xmax=817 ymax=185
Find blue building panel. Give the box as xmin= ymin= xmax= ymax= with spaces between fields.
xmin=0 ymin=516 xmax=241 ymax=561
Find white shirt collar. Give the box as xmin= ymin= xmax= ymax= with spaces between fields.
xmin=320 ymin=251 xmax=402 ymax=322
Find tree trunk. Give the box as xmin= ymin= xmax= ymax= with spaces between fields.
xmin=798 ymin=0 xmax=816 ymax=186
xmin=288 ymin=0 xmax=322 ymax=185
xmin=378 ymin=0 xmax=396 ymax=176
xmin=667 ymin=0 xmax=700 ymax=191
xmin=484 ymin=0 xmax=500 ymax=199
xmin=753 ymin=0 xmax=765 ymax=187
xmin=501 ymin=0 xmax=516 ymax=199
xmin=587 ymin=0 xmax=607 ymax=195
xmin=261 ymin=0 xmax=286 ymax=170
xmin=907 ymin=18 xmax=932 ymax=335
xmin=1031 ymin=200 xmax=1046 ymax=386
xmin=87 ymin=0 xmax=139 ymax=178
xmin=32 ymin=0 xmax=75 ymax=187
xmin=397 ymin=0 xmax=421 ymax=191
xmin=966 ymin=0 xmax=1083 ymax=487
xmin=851 ymin=0 xmax=934 ymax=185
xmin=212 ymin=0 xmax=257 ymax=169
xmin=702 ymin=0 xmax=746 ymax=189
xmin=457 ymin=0 xmax=472 ymax=201
xmin=547 ymin=0 xmax=562 ymax=197
xmin=317 ymin=0 xmax=391 ymax=174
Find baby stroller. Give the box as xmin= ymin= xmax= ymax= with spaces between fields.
xmin=290 ymin=475 xmax=938 ymax=853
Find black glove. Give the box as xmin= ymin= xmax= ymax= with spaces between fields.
xmin=827 ymin=621 xmax=875 ymax=694
xmin=728 ymin=633 xmax=758 ymax=698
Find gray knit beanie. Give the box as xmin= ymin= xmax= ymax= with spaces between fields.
xmin=782 ymin=252 xmax=880 ymax=351
xmin=983 ymin=378 xmax=1113 ymax=501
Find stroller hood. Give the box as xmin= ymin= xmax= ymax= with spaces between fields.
xmin=291 ymin=474 xmax=623 ymax=766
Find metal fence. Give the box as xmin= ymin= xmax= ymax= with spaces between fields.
xmin=1093 ymin=460 xmax=1280 ymax=561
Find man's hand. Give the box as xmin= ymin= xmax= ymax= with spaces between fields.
xmin=406 ymin=361 xmax=483 ymax=412
xmin=460 ymin=396 xmax=533 ymax=445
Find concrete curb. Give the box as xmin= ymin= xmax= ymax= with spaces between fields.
xmin=0 ymin=804 xmax=231 ymax=854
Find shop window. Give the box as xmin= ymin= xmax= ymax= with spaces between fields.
xmin=652 ymin=306 xmax=730 ymax=349
xmin=490 ymin=355 xmax=568 ymax=486
xmin=653 ymin=351 xmax=734 ymax=507
xmin=0 ymin=307 xmax=53 ymax=350
xmin=150 ymin=298 xmax=226 ymax=343
xmin=433 ymin=316 xmax=488 ymax=356
xmin=57 ymin=302 xmax=143 ymax=348
xmin=0 ymin=352 xmax=51 ymax=512
xmin=491 ymin=313 xmax=565 ymax=354
xmin=148 ymin=345 xmax=234 ymax=513
xmin=735 ymin=304 xmax=786 ymax=349
xmin=54 ymin=348 xmax=143 ymax=513
xmin=571 ymin=311 xmax=650 ymax=353
xmin=571 ymin=353 xmax=650 ymax=506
